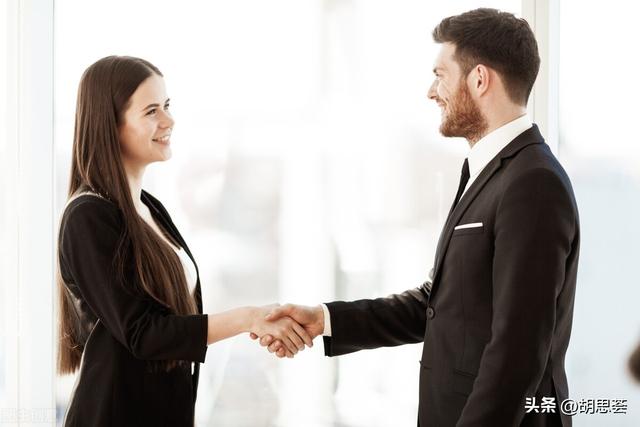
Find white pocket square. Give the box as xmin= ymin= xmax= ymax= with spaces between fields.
xmin=454 ymin=222 xmax=483 ymax=230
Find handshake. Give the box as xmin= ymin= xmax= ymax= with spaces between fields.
xmin=248 ymin=304 xmax=324 ymax=358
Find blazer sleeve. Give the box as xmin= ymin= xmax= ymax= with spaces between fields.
xmin=456 ymin=168 xmax=577 ymax=426
xmin=323 ymin=285 xmax=429 ymax=356
xmin=59 ymin=197 xmax=209 ymax=363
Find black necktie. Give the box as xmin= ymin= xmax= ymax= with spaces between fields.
xmin=431 ymin=158 xmax=471 ymax=284
xmin=448 ymin=158 xmax=470 ymax=217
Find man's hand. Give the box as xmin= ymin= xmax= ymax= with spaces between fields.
xmin=249 ymin=304 xmax=324 ymax=358
xmin=249 ymin=304 xmax=313 ymax=357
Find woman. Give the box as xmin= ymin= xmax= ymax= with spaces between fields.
xmin=56 ymin=55 xmax=311 ymax=426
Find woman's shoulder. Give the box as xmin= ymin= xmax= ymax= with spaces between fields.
xmin=61 ymin=191 xmax=121 ymax=230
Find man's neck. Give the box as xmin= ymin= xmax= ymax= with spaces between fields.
xmin=468 ymin=107 xmax=528 ymax=147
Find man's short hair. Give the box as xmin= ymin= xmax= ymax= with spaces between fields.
xmin=433 ymin=8 xmax=540 ymax=106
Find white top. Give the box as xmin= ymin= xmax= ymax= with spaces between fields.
xmin=321 ymin=114 xmax=534 ymax=337
xmin=174 ymin=246 xmax=198 ymax=295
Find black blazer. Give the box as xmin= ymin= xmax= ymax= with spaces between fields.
xmin=323 ymin=125 xmax=579 ymax=427
xmin=58 ymin=190 xmax=209 ymax=427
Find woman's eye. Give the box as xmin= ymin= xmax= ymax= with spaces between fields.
xmin=146 ymin=108 xmax=156 ymax=115
xmin=164 ymin=104 xmax=170 ymax=110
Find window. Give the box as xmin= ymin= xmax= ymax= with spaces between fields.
xmin=558 ymin=2 xmax=640 ymax=426
xmin=54 ymin=1 xmax=522 ymax=425
xmin=1 ymin=0 xmax=56 ymax=424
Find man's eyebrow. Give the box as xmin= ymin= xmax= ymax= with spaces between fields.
xmin=141 ymin=98 xmax=170 ymax=112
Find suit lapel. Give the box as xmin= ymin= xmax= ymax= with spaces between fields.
xmin=429 ymin=124 xmax=545 ymax=299
xmin=142 ymin=191 xmax=204 ymax=314
xmin=432 ymin=158 xmax=502 ymax=279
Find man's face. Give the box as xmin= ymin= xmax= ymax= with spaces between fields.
xmin=428 ymin=42 xmax=487 ymax=142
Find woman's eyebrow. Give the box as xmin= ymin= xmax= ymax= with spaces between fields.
xmin=141 ymin=98 xmax=170 ymax=111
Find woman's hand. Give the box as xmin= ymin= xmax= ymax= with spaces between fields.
xmin=249 ymin=305 xmax=313 ymax=357
xmin=250 ymin=304 xmax=324 ymax=358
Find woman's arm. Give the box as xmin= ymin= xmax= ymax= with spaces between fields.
xmin=206 ymin=305 xmax=312 ymax=356
xmin=60 ymin=198 xmax=310 ymax=362
xmin=61 ymin=198 xmax=212 ymax=362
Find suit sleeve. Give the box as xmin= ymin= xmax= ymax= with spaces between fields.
xmin=456 ymin=168 xmax=577 ymax=426
xmin=60 ymin=198 xmax=209 ymax=363
xmin=323 ymin=285 xmax=429 ymax=356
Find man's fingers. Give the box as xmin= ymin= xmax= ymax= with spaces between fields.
xmin=287 ymin=327 xmax=305 ymax=351
xmin=291 ymin=321 xmax=313 ymax=347
xmin=281 ymin=335 xmax=299 ymax=355
xmin=265 ymin=303 xmax=292 ymax=320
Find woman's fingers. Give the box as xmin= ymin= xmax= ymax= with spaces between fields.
xmin=267 ymin=339 xmax=290 ymax=359
xmin=260 ymin=335 xmax=274 ymax=346
xmin=268 ymin=340 xmax=281 ymax=353
xmin=268 ymin=340 xmax=291 ymax=358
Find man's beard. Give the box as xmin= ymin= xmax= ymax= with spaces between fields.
xmin=439 ymin=82 xmax=488 ymax=143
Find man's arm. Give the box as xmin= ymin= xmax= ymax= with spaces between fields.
xmin=456 ymin=168 xmax=577 ymax=426
xmin=321 ymin=287 xmax=429 ymax=356
xmin=258 ymin=284 xmax=430 ymax=357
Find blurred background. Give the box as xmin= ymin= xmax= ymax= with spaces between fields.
xmin=1 ymin=0 xmax=639 ymax=426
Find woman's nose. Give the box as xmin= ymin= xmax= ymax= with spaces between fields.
xmin=159 ymin=110 xmax=174 ymax=128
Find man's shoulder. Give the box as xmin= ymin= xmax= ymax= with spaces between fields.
xmin=506 ymin=142 xmax=570 ymax=184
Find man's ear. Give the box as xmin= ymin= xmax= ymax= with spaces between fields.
xmin=470 ymin=64 xmax=491 ymax=97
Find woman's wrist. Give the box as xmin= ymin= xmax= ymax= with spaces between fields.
xmin=244 ymin=306 xmax=260 ymax=334
xmin=206 ymin=306 xmax=260 ymax=345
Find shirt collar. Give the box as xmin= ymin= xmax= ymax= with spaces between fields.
xmin=467 ymin=114 xmax=532 ymax=178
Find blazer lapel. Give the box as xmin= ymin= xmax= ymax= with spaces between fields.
xmin=429 ymin=124 xmax=545 ymax=299
xmin=142 ymin=191 xmax=204 ymax=314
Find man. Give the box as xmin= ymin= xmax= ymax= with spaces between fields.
xmin=256 ymin=8 xmax=579 ymax=427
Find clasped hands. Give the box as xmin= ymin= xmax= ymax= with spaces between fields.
xmin=250 ymin=304 xmax=324 ymax=358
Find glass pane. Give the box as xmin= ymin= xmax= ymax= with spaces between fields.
xmin=559 ymin=1 xmax=640 ymax=426
xmin=55 ymin=1 xmax=520 ymax=425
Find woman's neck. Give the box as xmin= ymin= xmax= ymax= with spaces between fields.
xmin=123 ymin=161 xmax=146 ymax=213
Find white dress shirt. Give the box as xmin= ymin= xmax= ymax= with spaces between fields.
xmin=462 ymin=114 xmax=532 ymax=198
xmin=174 ymin=246 xmax=198 ymax=296
xmin=320 ymin=114 xmax=533 ymax=337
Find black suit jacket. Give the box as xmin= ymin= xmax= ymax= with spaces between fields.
xmin=323 ymin=125 xmax=579 ymax=427
xmin=58 ymin=190 xmax=209 ymax=427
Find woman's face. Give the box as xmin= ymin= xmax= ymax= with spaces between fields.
xmin=119 ymin=74 xmax=174 ymax=170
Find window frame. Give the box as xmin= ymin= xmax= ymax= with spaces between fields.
xmin=0 ymin=0 xmax=56 ymax=423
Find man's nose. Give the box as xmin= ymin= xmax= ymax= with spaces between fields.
xmin=427 ymin=80 xmax=438 ymax=100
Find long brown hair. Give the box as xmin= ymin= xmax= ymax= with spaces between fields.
xmin=57 ymin=56 xmax=198 ymax=374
